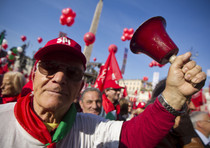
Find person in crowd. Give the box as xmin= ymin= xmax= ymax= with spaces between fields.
xmin=79 ymin=87 xmax=103 ymax=116
xmin=0 ymin=36 xmax=206 ymax=148
xmin=146 ymin=78 xmax=205 ymax=148
xmin=118 ymin=98 xmax=129 ymax=121
xmin=190 ymin=111 xmax=210 ymax=147
xmin=125 ymin=100 xmax=134 ymax=120
xmin=0 ymin=71 xmax=26 ymax=104
xmin=102 ymin=80 xmax=124 ymax=120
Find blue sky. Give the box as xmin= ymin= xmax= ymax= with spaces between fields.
xmin=0 ymin=0 xmax=210 ymax=88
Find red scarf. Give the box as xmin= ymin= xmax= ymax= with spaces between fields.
xmin=1 ymin=95 xmax=18 ymax=104
xmin=102 ymin=94 xmax=120 ymax=115
xmin=14 ymin=93 xmax=76 ymax=148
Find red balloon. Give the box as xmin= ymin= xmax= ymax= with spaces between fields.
xmin=21 ymin=35 xmax=27 ymax=42
xmin=108 ymin=44 xmax=118 ymax=53
xmin=93 ymin=57 xmax=97 ymax=62
xmin=65 ymin=8 xmax=73 ymax=16
xmin=143 ymin=76 xmax=148 ymax=81
xmin=124 ymin=33 xmax=129 ymax=40
xmin=71 ymin=11 xmax=76 ymax=18
xmin=149 ymin=63 xmax=153 ymax=67
xmin=128 ymin=28 xmax=134 ymax=34
xmin=2 ymin=44 xmax=8 ymax=50
xmin=123 ymin=28 xmax=129 ymax=33
xmin=127 ymin=34 xmax=132 ymax=40
xmin=61 ymin=8 xmax=76 ymax=27
xmin=151 ymin=60 xmax=156 ymax=65
xmin=62 ymin=8 xmax=67 ymax=15
xmin=37 ymin=37 xmax=43 ymax=43
xmin=62 ymin=8 xmax=73 ymax=16
xmin=84 ymin=32 xmax=95 ymax=46
xmin=60 ymin=15 xmax=67 ymax=25
xmin=128 ymin=34 xmax=133 ymax=40
xmin=66 ymin=17 xmax=75 ymax=27
xmin=154 ymin=61 xmax=158 ymax=66
xmin=121 ymin=36 xmax=126 ymax=41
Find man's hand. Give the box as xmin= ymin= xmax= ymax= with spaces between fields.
xmin=162 ymin=52 xmax=206 ymax=110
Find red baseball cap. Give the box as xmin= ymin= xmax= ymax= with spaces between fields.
xmin=34 ymin=37 xmax=86 ymax=68
xmin=104 ymin=80 xmax=124 ymax=90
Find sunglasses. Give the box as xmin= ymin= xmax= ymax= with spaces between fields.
xmin=37 ymin=61 xmax=84 ymax=81
xmin=108 ymin=88 xmax=121 ymax=92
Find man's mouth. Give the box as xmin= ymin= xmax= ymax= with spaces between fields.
xmin=47 ymin=90 xmax=67 ymax=96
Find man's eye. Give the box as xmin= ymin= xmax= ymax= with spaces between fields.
xmin=86 ymin=101 xmax=92 ymax=104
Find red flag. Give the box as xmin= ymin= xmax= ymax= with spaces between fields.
xmin=191 ymin=89 xmax=207 ymax=107
xmin=123 ymin=86 xmax=128 ymax=97
xmin=148 ymin=91 xmax=151 ymax=100
xmin=94 ymin=51 xmax=123 ymax=91
xmin=131 ymin=90 xmax=138 ymax=109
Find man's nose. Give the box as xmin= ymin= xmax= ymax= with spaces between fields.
xmin=51 ymin=71 xmax=67 ymax=84
xmin=92 ymin=101 xmax=98 ymax=109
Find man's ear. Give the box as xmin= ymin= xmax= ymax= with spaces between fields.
xmin=31 ymin=61 xmax=38 ymax=83
xmin=79 ymin=100 xmax=83 ymax=108
xmin=196 ymin=121 xmax=202 ymax=128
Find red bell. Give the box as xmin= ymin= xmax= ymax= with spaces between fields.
xmin=130 ymin=16 xmax=178 ymax=65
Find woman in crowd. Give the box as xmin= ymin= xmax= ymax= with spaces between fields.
xmin=0 ymin=71 xmax=26 ymax=104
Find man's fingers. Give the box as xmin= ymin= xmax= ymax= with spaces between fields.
xmin=182 ymin=60 xmax=196 ymax=73
xmin=191 ymin=72 xmax=206 ymax=84
xmin=188 ymin=72 xmax=206 ymax=90
xmin=184 ymin=65 xmax=202 ymax=81
xmin=173 ymin=52 xmax=192 ymax=69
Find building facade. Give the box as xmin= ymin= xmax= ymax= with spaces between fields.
xmin=119 ymin=79 xmax=152 ymax=103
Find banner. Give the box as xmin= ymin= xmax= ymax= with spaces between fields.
xmin=94 ymin=51 xmax=122 ymax=91
xmin=191 ymin=89 xmax=207 ymax=107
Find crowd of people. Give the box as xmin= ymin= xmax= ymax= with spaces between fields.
xmin=0 ymin=36 xmax=209 ymax=148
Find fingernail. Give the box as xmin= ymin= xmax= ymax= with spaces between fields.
xmin=183 ymin=67 xmax=188 ymax=73
xmin=192 ymin=77 xmax=198 ymax=83
xmin=186 ymin=74 xmax=191 ymax=79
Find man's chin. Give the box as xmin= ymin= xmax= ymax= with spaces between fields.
xmin=40 ymin=98 xmax=70 ymax=111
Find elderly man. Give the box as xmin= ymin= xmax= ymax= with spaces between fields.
xmin=190 ymin=111 xmax=210 ymax=147
xmin=0 ymin=36 xmax=206 ymax=148
xmin=79 ymin=87 xmax=103 ymax=116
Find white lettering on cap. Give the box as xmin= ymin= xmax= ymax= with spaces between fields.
xmin=57 ymin=37 xmax=71 ymax=45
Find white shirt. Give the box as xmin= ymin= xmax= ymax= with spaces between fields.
xmin=0 ymin=102 xmax=123 ymax=148
xmin=195 ymin=129 xmax=210 ymax=145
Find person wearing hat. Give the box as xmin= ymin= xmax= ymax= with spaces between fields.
xmin=102 ymin=80 xmax=124 ymax=120
xmin=0 ymin=36 xmax=206 ymax=148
